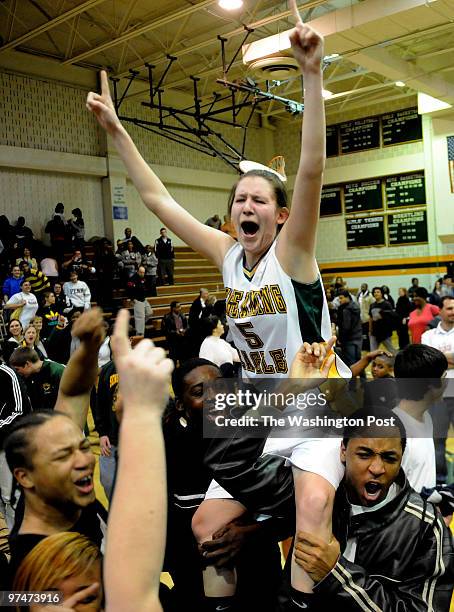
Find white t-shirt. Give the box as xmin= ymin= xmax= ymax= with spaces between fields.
xmin=421 ymin=323 xmax=454 ymax=396
xmin=199 ymin=336 xmax=239 ymax=367
xmin=393 ymin=406 xmax=436 ymax=492
xmin=63 ymin=280 xmax=91 ymax=309
xmin=6 ymin=291 xmax=38 ymax=327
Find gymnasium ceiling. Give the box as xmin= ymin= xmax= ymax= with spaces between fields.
xmin=1 ymin=0 xmax=454 ymax=122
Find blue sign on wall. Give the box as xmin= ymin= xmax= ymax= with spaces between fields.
xmin=113 ymin=206 xmax=128 ymax=220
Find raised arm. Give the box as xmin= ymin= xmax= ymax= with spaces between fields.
xmin=55 ymin=308 xmax=105 ymax=429
xmin=276 ymin=2 xmax=325 ymax=283
xmin=86 ymin=73 xmax=233 ymax=270
xmin=104 ymin=310 xmax=173 ymax=612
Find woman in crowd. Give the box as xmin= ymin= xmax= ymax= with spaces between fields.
xmin=395 ymin=287 xmax=413 ymax=349
xmin=15 ymin=247 xmax=37 ymax=270
xmin=1 ymin=319 xmax=24 ymax=362
xmin=369 ymin=286 xmax=396 ymax=354
xmin=13 ymin=532 xmax=102 ymax=611
xmin=428 ymin=279 xmax=443 ymax=307
xmin=408 ymin=286 xmax=440 ymax=343
xmin=199 ymin=315 xmax=240 ymax=372
xmin=3 ymin=280 xmax=38 ymax=328
xmin=22 ymin=324 xmax=47 ymax=359
xmin=69 ymin=208 xmax=85 ymax=249
xmin=381 ymin=284 xmax=395 ymax=309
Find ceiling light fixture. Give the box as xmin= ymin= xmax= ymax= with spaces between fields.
xmin=218 ymin=0 xmax=243 ymax=10
xmin=395 ymin=81 xmax=406 ymax=87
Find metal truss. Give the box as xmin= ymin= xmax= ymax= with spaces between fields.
xmin=111 ymin=28 xmax=336 ymax=171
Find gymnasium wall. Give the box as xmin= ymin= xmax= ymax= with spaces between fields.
xmin=275 ymin=96 xmax=454 ymax=294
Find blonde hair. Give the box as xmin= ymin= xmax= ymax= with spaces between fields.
xmin=22 ymin=325 xmax=38 ymax=347
xmin=13 ymin=532 xmax=101 ymax=603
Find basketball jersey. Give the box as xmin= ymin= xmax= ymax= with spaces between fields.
xmin=223 ymin=241 xmax=349 ymax=380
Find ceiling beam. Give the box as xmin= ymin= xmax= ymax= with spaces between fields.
xmin=349 ymin=46 xmax=454 ymax=104
xmin=62 ymin=0 xmax=218 ymax=65
xmin=65 ymin=0 xmax=329 ymax=69
xmin=0 ymin=0 xmax=109 ymax=55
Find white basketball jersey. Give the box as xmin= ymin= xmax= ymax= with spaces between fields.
xmin=223 ymin=241 xmax=349 ymax=380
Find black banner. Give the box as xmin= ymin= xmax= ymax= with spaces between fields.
xmin=388 ymin=210 xmax=428 ymax=245
xmin=385 ymin=172 xmax=426 ymax=208
xmin=344 ymin=179 xmax=383 ymax=213
xmin=321 ymin=185 xmax=343 ymax=216
xmin=382 ymin=108 xmax=422 ymax=146
xmin=340 ymin=116 xmax=380 ymax=153
xmin=346 ymin=216 xmax=385 ymax=248
xmin=326 ymin=124 xmax=339 ymax=157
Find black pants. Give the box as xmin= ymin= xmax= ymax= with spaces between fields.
xmin=158 ymin=259 xmax=174 ymax=285
xmin=430 ymin=397 xmax=454 ymax=483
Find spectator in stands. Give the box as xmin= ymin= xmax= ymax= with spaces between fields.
xmin=381 ymin=285 xmax=395 ymax=309
xmin=46 ymin=311 xmax=82 ymax=365
xmin=95 ymin=239 xmax=117 ymax=310
xmin=188 ymin=288 xmax=210 ymax=355
xmin=336 ymin=290 xmax=362 ymax=367
xmin=9 ymin=347 xmax=65 ymax=412
xmin=19 ymin=261 xmax=50 ymax=298
xmin=15 ymin=246 xmax=37 ymax=269
xmin=68 ymin=207 xmax=85 ymax=249
xmin=1 ymin=319 xmax=24 ymax=363
xmin=52 ymin=202 xmax=66 ymax=223
xmin=39 ymin=251 xmax=59 ymax=284
xmin=4 ymin=309 xmax=105 ymax=577
xmin=199 ymin=315 xmax=239 ymax=371
xmin=98 ymin=320 xmax=112 ymax=368
xmin=421 ymin=296 xmax=454 ymax=484
xmin=395 ymin=287 xmax=413 ymax=349
xmin=357 ymin=283 xmax=374 ymax=351
xmin=21 ymin=325 xmax=46 ymax=360
xmin=53 ymin=281 xmax=71 ymax=313
xmin=2 ymin=265 xmax=23 ymax=302
xmin=429 ymin=279 xmax=443 ymax=307
xmin=45 ymin=205 xmax=66 ymax=263
xmin=408 ymin=287 xmax=440 ymax=344
xmin=4 ymin=279 xmax=39 ymax=328
xmin=127 ymin=265 xmax=153 ymax=336
xmin=37 ymin=291 xmax=60 ymax=339
xmin=13 ymin=532 xmax=102 ymax=610
xmin=13 ymin=217 xmax=33 ymax=251
xmin=205 ymin=214 xmax=222 ymax=229
xmin=142 ymin=244 xmax=158 ymax=296
xmin=369 ymin=286 xmax=396 ymax=354
xmin=408 ymin=277 xmax=423 ymax=299
xmin=161 ymin=301 xmax=188 ymax=365
xmin=117 ymin=227 xmax=143 ymax=253
xmin=62 ymin=249 xmax=96 ymax=281
xmin=155 ymin=227 xmax=174 ymax=286
xmin=332 ymin=276 xmax=346 ymax=297
xmin=117 ymin=240 xmax=141 ymax=279
xmin=440 ymin=274 xmax=454 ymax=298
xmin=91 ymin=359 xmax=119 ymax=500
xmin=361 ymin=352 xmax=397 ymax=411
xmin=220 ymin=214 xmax=237 ymax=239
xmin=63 ymin=271 xmax=91 ymax=311
xmin=30 ymin=316 xmax=48 ymax=355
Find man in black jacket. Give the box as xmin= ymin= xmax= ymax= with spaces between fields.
xmin=336 ymin=290 xmax=362 ymax=366
xmin=293 ymin=413 xmax=454 ymax=611
xmin=127 ymin=266 xmax=153 ymax=336
xmin=155 ymin=227 xmax=174 ymax=285
xmin=161 ymin=301 xmax=188 ymax=365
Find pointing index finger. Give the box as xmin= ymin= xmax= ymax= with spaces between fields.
xmin=289 ymin=0 xmax=303 ymax=25
xmin=100 ymin=69 xmax=110 ymax=97
xmin=112 ymin=309 xmax=130 ymax=360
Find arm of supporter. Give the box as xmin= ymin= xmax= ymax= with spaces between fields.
xmin=309 ymin=515 xmax=453 ymax=611
xmin=105 ymin=310 xmax=173 ymax=612
xmin=276 ymin=6 xmax=325 ymax=283
xmin=55 ymin=308 xmax=105 ymax=430
xmin=83 ymin=283 xmax=91 ymax=310
xmin=86 ymin=72 xmax=234 ymax=271
xmin=4 ymin=294 xmax=24 ymax=309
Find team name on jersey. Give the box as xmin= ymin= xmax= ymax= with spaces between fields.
xmin=225 ymin=284 xmax=287 ymax=319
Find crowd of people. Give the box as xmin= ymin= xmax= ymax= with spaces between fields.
xmin=0 ymin=9 xmax=453 ymax=612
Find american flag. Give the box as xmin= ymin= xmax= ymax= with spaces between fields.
xmin=448 ymin=135 xmax=454 ymax=193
